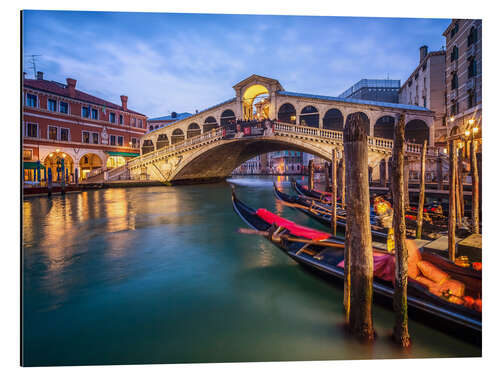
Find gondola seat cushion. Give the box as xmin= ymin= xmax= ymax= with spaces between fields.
xmin=417 ymin=260 xmax=450 ymax=284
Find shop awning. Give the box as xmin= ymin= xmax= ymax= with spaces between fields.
xmin=23 ymin=161 xmax=45 ymax=170
xmin=105 ymin=151 xmax=140 ymax=157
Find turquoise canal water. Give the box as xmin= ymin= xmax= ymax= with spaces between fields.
xmin=22 ymin=176 xmax=480 ymax=366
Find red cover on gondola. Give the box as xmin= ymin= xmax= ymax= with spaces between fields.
xmin=256 ymin=209 xmax=330 ymax=241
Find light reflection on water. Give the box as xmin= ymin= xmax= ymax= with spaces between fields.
xmin=22 ymin=177 xmax=480 ymax=366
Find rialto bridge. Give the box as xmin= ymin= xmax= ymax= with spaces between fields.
xmin=130 ymin=75 xmax=439 ymax=183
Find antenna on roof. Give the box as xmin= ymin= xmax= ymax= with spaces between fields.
xmin=25 ymin=55 xmax=42 ymax=78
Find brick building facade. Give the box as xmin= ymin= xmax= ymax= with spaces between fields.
xmin=22 ymin=73 xmax=147 ymax=182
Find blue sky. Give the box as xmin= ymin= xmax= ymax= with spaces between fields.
xmin=23 ymin=11 xmax=450 ymax=117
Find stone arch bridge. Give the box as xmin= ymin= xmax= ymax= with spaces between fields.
xmin=130 ymin=75 xmax=439 ymax=183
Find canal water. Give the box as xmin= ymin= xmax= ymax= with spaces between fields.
xmin=22 ymin=176 xmax=480 ymax=366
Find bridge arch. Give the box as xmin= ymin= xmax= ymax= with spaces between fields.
xmin=277 ymin=103 xmax=296 ymax=124
xmin=187 ymin=123 xmax=201 ymax=138
xmin=346 ymin=112 xmax=370 ymax=135
xmin=299 ymin=105 xmax=320 ymax=128
xmin=142 ymin=139 xmax=154 ymax=154
xmin=171 ymin=129 xmax=185 ymax=144
xmin=203 ymin=116 xmax=218 ymax=133
xmin=405 ymin=119 xmax=429 ymax=144
xmin=374 ymin=115 xmax=395 ymax=139
xmin=322 ymin=108 xmax=344 ymax=131
xmin=156 ymin=133 xmax=169 ymax=149
xmin=220 ymin=110 xmax=236 ymax=127
xmin=242 ymin=84 xmax=270 ymax=120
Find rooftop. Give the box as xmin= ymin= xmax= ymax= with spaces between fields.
xmin=277 ymin=91 xmax=430 ymax=112
xmin=339 ymin=79 xmax=401 ymax=99
xmin=24 ymin=78 xmax=145 ymax=116
xmin=148 ymin=112 xmax=192 ymax=122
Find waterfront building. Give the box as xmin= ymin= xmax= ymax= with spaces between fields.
xmin=147 ymin=112 xmax=192 ymax=131
xmin=399 ymin=46 xmax=447 ymax=142
xmin=270 ymin=151 xmax=304 ymax=174
xmin=23 ymin=73 xmax=147 ymax=183
xmin=339 ymin=79 xmax=401 ymax=104
xmin=442 ymin=19 xmax=482 ymax=137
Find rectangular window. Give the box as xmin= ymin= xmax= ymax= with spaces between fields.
xmin=138 ymin=119 xmax=143 ymax=128
xmin=131 ymin=137 xmax=138 ymax=148
xmin=132 ymin=118 xmax=136 ymax=127
xmin=82 ymin=131 xmax=90 ymax=143
xmin=60 ymin=101 xmax=68 ymax=114
xmin=48 ymin=126 xmax=58 ymax=140
xmin=109 ymin=112 xmax=116 ymax=123
xmin=91 ymin=108 xmax=99 ymax=120
xmin=92 ymin=132 xmax=99 ymax=144
xmin=82 ymin=106 xmax=90 ymax=118
xmin=117 ymin=136 xmax=124 ymax=146
xmin=48 ymin=99 xmax=57 ymax=111
xmin=60 ymin=128 xmax=69 ymax=141
xmin=26 ymin=93 xmax=37 ymax=107
xmin=110 ymin=135 xmax=116 ymax=145
xmin=119 ymin=114 xmax=123 ymax=124
xmin=23 ymin=149 xmax=33 ymax=161
xmin=25 ymin=123 xmax=38 ymax=137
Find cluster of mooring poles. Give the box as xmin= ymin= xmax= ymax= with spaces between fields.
xmin=305 ymin=113 xmax=481 ymax=346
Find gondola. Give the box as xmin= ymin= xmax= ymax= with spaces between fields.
xmin=291 ymin=180 xmax=450 ymax=239
xmin=231 ymin=189 xmax=482 ymax=343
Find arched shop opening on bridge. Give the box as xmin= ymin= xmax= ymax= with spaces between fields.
xmin=278 ymin=103 xmax=296 ymax=124
xmin=405 ymin=119 xmax=430 ymax=144
xmin=44 ymin=151 xmax=75 ymax=182
xmin=374 ymin=116 xmax=395 ymax=139
xmin=346 ymin=112 xmax=370 ymax=135
xmin=323 ymin=108 xmax=344 ymax=131
xmin=203 ymin=117 xmax=218 ymax=133
xmin=187 ymin=123 xmax=201 ymax=138
xmin=157 ymin=134 xmax=169 ymax=149
xmin=220 ymin=110 xmax=236 ymax=127
xmin=171 ymin=129 xmax=185 ymax=144
xmin=79 ymin=153 xmax=103 ymax=180
xmin=142 ymin=140 xmax=154 ymax=154
xmin=242 ymin=84 xmax=270 ymax=120
xmin=299 ymin=105 xmax=319 ymax=127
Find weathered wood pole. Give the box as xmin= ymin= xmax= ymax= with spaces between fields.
xmin=448 ymin=139 xmax=457 ymax=262
xmin=308 ymin=159 xmax=314 ymax=191
xmin=455 ymin=151 xmax=463 ymax=226
xmin=380 ymin=159 xmax=387 ymax=187
xmin=343 ymin=114 xmax=375 ymax=340
xmin=416 ymin=140 xmax=427 ymax=239
xmin=340 ymin=156 xmax=346 ymax=207
xmin=392 ymin=113 xmax=411 ymax=347
xmin=324 ymin=162 xmax=331 ymax=192
xmin=471 ymin=139 xmax=480 ymax=233
xmin=458 ymin=151 xmax=465 ymax=220
xmin=331 ymin=150 xmax=337 ymax=236
xmin=403 ymin=160 xmax=410 ymax=209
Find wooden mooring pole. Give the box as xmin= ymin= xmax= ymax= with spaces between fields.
xmin=456 ymin=152 xmax=463 ymax=226
xmin=343 ymin=114 xmax=375 ymax=340
xmin=471 ymin=139 xmax=480 ymax=233
xmin=308 ymin=159 xmax=314 ymax=191
xmin=392 ymin=113 xmax=411 ymax=347
xmin=416 ymin=140 xmax=427 ymax=239
xmin=324 ymin=162 xmax=331 ymax=193
xmin=448 ymin=139 xmax=457 ymax=262
xmin=331 ymin=150 xmax=337 ymax=236
xmin=339 ymin=156 xmax=345 ymax=207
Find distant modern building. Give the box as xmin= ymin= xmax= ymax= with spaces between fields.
xmin=399 ymin=46 xmax=447 ymax=141
xmin=339 ymin=79 xmax=401 ymax=104
xmin=147 ymin=112 xmax=192 ymax=131
xmin=23 ymin=72 xmax=147 ymax=183
xmin=442 ymin=19 xmax=482 ymax=137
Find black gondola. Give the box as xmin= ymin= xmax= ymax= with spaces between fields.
xmin=231 ymin=189 xmax=481 ymax=343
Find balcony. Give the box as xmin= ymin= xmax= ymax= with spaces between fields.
xmin=466 ymin=78 xmax=476 ymax=90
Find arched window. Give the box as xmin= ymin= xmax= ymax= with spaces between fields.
xmin=468 ymin=57 xmax=477 ymax=78
xmin=220 ymin=110 xmax=236 ymax=127
xmin=203 ymin=116 xmax=218 ymax=133
xmin=187 ymin=123 xmax=201 ymax=138
xmin=451 ymin=72 xmax=458 ymax=90
xmin=156 ymin=134 xmax=169 ymax=149
xmin=468 ymin=26 xmax=478 ymax=46
xmin=299 ymin=105 xmax=319 ymax=128
xmin=171 ymin=129 xmax=184 ymax=144
xmin=405 ymin=120 xmax=429 ymax=145
xmin=149 ymin=125 xmax=154 ymax=131
xmin=322 ymin=108 xmax=343 ymax=131
xmin=345 ymin=112 xmax=370 ymax=135
xmin=374 ymin=116 xmax=395 ymax=139
xmin=450 ymin=45 xmax=459 ymax=62
xmin=277 ymin=103 xmax=296 ymax=124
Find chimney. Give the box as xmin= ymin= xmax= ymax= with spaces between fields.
xmin=66 ymin=78 xmax=77 ymax=97
xmin=120 ymin=95 xmax=128 ymax=111
xmin=420 ymin=45 xmax=428 ymax=63
xmin=36 ymin=71 xmax=44 ymax=80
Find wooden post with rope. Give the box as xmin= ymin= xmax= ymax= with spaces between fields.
xmin=331 ymin=149 xmax=337 ymax=236
xmin=471 ymin=138 xmax=480 ymax=234
xmin=308 ymin=159 xmax=314 ymax=191
xmin=416 ymin=140 xmax=427 ymax=239
xmin=448 ymin=139 xmax=457 ymax=262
